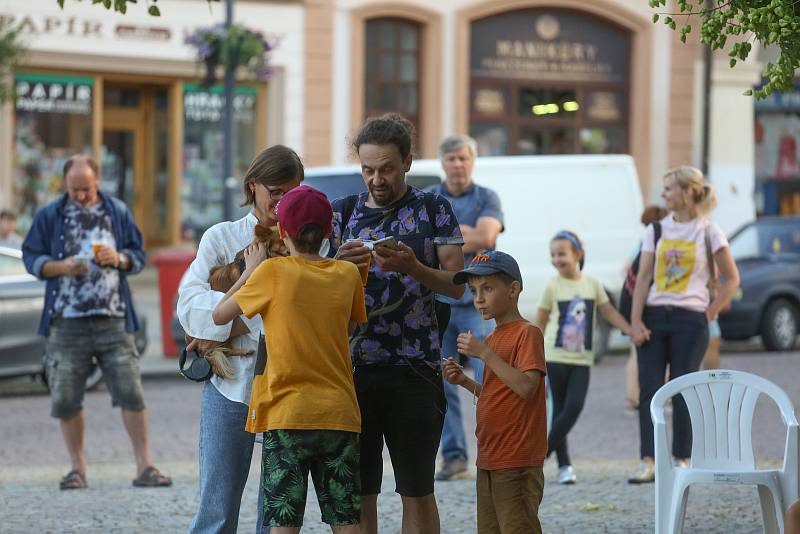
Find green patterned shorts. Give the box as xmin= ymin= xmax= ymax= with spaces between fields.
xmin=261 ymin=429 xmax=361 ymax=527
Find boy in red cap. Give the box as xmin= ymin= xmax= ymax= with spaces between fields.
xmin=213 ymin=185 xmax=367 ymax=533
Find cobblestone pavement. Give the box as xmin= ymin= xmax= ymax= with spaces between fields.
xmin=0 ymin=348 xmax=797 ymax=532
xmin=0 ymin=458 xmax=775 ymax=533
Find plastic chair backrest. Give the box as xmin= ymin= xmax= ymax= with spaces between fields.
xmin=651 ymin=370 xmax=798 ymax=470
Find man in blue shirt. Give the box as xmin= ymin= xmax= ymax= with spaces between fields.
xmin=426 ymin=134 xmax=504 ymax=481
xmin=22 ymin=155 xmax=171 ymax=491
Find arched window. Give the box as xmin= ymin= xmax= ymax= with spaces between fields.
xmin=469 ymin=9 xmax=630 ymax=156
xmin=364 ymin=18 xmax=421 ymax=133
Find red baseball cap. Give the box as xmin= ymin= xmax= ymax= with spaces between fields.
xmin=276 ymin=185 xmax=333 ymax=238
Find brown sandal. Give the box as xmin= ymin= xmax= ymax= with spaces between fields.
xmin=59 ymin=470 xmax=88 ymax=490
xmin=132 ymin=466 xmax=172 ymax=487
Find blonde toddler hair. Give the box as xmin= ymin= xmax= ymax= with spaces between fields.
xmin=664 ymin=165 xmax=717 ymax=215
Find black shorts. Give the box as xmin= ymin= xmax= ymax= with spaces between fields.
xmin=355 ymin=364 xmax=446 ymax=497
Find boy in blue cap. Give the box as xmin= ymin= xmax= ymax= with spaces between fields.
xmin=443 ymin=250 xmax=547 ymax=533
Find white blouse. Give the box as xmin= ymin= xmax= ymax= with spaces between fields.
xmin=177 ymin=212 xmax=263 ymax=405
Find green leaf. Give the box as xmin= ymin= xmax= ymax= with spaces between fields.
xmin=57 ymin=0 xmax=65 ymax=8
xmin=652 ymin=14 xmax=660 ymax=23
xmin=729 ymin=58 xmax=737 ymax=68
xmin=103 ymin=0 xmax=111 ymax=8
xmin=148 ymin=4 xmax=160 ymax=16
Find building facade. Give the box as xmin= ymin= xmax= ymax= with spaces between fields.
xmin=1 ymin=0 xmax=779 ymax=246
xmin=313 ymin=0 xmax=763 ymax=234
xmin=0 ymin=0 xmax=304 ymax=246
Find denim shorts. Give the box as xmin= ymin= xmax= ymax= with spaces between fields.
xmin=45 ymin=317 xmax=145 ymax=418
xmin=261 ymin=429 xmax=360 ymax=528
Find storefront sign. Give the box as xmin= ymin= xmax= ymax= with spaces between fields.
xmin=1 ymin=11 xmax=283 ymax=50
xmin=15 ymin=73 xmax=93 ymax=115
xmin=0 ymin=12 xmax=171 ymax=42
xmin=184 ymin=84 xmax=257 ymax=123
xmin=754 ymin=85 xmax=800 ymax=111
xmin=471 ymin=10 xmax=629 ymax=83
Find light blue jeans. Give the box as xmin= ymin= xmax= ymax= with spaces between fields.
xmin=439 ymin=304 xmax=495 ymax=463
xmin=190 ymin=382 xmax=259 ymax=534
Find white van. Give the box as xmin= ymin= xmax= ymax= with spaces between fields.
xmin=305 ymin=154 xmax=644 ymax=353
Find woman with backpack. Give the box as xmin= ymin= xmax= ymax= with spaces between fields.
xmin=628 ymin=166 xmax=740 ymax=484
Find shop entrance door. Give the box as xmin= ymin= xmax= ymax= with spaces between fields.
xmin=102 ymin=84 xmax=171 ymax=247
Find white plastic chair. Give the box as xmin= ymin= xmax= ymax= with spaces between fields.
xmin=651 ymin=369 xmax=798 ymax=534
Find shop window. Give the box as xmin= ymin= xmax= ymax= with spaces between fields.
xmin=365 ymin=18 xmax=420 ymax=130
xmin=13 ymin=73 xmax=94 ymax=232
xmin=469 ymin=123 xmax=509 ymax=156
xmin=517 ymin=89 xmax=578 ymax=119
xmin=469 ymin=9 xmax=630 ymax=156
xmin=579 ymin=126 xmax=626 ymax=154
xmin=182 ymin=84 xmax=258 ymax=240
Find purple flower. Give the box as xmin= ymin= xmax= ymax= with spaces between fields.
xmin=423 ymin=237 xmax=435 ymax=265
xmin=388 ymin=322 xmax=402 ymax=336
xmin=429 ymin=329 xmax=440 ymax=347
xmin=436 ymin=212 xmax=451 ymax=228
xmin=404 ymin=300 xmax=431 ymax=329
xmin=419 ymin=206 xmax=430 ymax=222
xmin=391 ymin=207 xmax=417 ymax=234
xmin=398 ymin=340 xmax=424 ymax=358
xmin=359 ymin=340 xmax=390 ymax=362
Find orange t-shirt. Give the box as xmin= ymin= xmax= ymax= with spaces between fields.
xmin=476 ymin=319 xmax=547 ymax=470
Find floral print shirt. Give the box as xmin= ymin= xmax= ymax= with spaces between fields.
xmin=330 ymin=187 xmax=463 ymax=366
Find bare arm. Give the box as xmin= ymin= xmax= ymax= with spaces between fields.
xmin=459 ymin=217 xmax=503 ymax=254
xmin=482 ymin=350 xmax=543 ymax=400
xmin=212 ymin=243 xmax=267 ymax=325
xmin=598 ymin=302 xmax=632 ymax=336
xmin=630 ymin=251 xmax=655 ymax=345
xmin=708 ymin=246 xmax=740 ymax=321
xmin=443 ymin=358 xmax=484 ymax=397
xmin=535 ymin=308 xmax=550 ymax=332
xmin=458 ymin=332 xmax=542 ymax=400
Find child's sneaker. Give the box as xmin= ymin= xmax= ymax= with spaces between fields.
xmin=556 ymin=465 xmax=576 ymax=484
xmin=435 ymin=458 xmax=469 ymax=481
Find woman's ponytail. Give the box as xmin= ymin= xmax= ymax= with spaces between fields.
xmin=665 ymin=165 xmax=717 ymax=216
xmin=699 ymin=182 xmax=717 ymax=215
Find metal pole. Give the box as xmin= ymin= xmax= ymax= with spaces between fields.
xmin=701 ymin=0 xmax=712 ymax=176
xmin=222 ymin=0 xmax=235 ymax=221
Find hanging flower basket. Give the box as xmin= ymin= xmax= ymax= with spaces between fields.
xmin=185 ymin=23 xmax=274 ymax=86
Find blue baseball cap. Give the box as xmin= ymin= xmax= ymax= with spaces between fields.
xmin=453 ymin=250 xmax=523 ymax=289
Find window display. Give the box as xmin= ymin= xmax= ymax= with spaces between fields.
xmin=182 ymin=83 xmax=257 ymax=240
xmin=13 ymin=73 xmax=94 ymax=231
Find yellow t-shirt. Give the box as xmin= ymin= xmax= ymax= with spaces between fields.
xmin=234 ymin=256 xmax=367 ymax=433
xmin=537 ymin=274 xmax=609 ymax=367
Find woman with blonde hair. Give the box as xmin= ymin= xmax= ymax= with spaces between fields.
xmin=627 ymin=166 xmax=740 ymax=484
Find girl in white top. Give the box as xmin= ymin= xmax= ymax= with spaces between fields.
xmin=177 ymin=145 xmax=303 ymax=533
xmin=628 ymin=166 xmax=740 ymax=484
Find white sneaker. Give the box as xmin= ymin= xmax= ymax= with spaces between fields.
xmin=556 ymin=465 xmax=576 ymax=484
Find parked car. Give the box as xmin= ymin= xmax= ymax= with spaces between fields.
xmin=0 ymin=245 xmax=148 ymax=389
xmin=304 ymin=155 xmax=645 ymax=355
xmin=719 ymin=216 xmax=800 ymax=351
